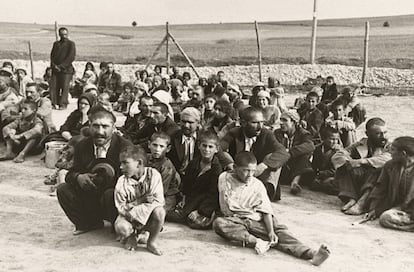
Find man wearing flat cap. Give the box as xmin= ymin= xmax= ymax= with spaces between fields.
xmin=57 ymin=105 xmax=132 ymax=235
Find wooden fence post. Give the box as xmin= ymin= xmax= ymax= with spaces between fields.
xmin=310 ymin=0 xmax=318 ymax=64
xmin=254 ymin=21 xmax=263 ymax=82
xmin=168 ymin=33 xmax=200 ymax=78
xmin=28 ymin=41 xmax=34 ymax=79
xmin=54 ymin=21 xmax=59 ymax=41
xmin=362 ymin=21 xmax=370 ymax=84
xmin=145 ymin=35 xmax=168 ymax=70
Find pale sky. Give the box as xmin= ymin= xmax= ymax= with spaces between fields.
xmin=4 ymin=0 xmax=414 ymax=26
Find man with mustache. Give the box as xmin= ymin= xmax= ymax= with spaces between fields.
xmin=57 ymin=106 xmax=132 ymax=235
xmin=332 ymin=117 xmax=391 ymax=215
xmin=220 ymin=107 xmax=289 ymax=201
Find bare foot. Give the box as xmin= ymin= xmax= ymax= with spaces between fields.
xmin=310 ymin=244 xmax=330 ymax=266
xmin=13 ymin=153 xmax=25 ymax=163
xmin=0 ymin=153 xmax=15 ymax=161
xmin=341 ymin=199 xmax=356 ymax=212
xmin=136 ymin=231 xmax=149 ymax=244
xmin=344 ymin=203 xmax=366 ymax=215
xmin=290 ymin=182 xmax=302 ymax=195
xmin=147 ymin=242 xmax=162 ymax=256
xmin=125 ymin=235 xmax=139 ymax=251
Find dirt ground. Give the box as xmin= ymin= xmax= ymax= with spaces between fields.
xmin=1 ymin=95 xmax=414 ymax=272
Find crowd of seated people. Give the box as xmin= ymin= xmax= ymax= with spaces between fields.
xmin=1 ymin=60 xmax=413 ymax=262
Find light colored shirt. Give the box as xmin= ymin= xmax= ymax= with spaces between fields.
xmin=114 ymin=167 xmax=164 ymax=225
xmin=218 ymin=172 xmax=274 ymax=221
xmin=181 ymin=133 xmax=197 ymax=171
xmin=94 ymin=140 xmax=111 ymax=158
xmin=244 ymin=136 xmax=257 ymax=152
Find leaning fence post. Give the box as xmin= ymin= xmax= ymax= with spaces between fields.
xmin=310 ymin=0 xmax=318 ymax=64
xmin=254 ymin=21 xmax=263 ymax=82
xmin=28 ymin=41 xmax=34 ymax=80
xmin=166 ymin=22 xmax=171 ymax=75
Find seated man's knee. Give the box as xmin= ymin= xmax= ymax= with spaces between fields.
xmin=56 ymin=183 xmax=71 ymax=200
xmin=151 ymin=207 xmax=166 ymax=223
xmin=114 ymin=217 xmax=134 ymax=238
xmin=212 ymin=217 xmax=227 ymax=233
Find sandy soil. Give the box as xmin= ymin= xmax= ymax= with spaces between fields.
xmin=1 ymin=95 xmax=414 ymax=272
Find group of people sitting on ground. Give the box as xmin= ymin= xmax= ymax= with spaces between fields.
xmin=0 ymin=60 xmax=412 ymax=264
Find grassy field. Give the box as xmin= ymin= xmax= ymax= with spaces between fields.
xmin=1 ymin=14 xmax=414 ymax=67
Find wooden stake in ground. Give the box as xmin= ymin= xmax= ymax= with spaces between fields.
xmin=254 ymin=21 xmax=263 ymax=82
xmin=166 ymin=22 xmax=171 ymax=75
xmin=310 ymin=0 xmax=318 ymax=64
xmin=54 ymin=21 xmax=59 ymax=41
xmin=145 ymin=35 xmax=168 ymax=70
xmin=362 ymin=21 xmax=370 ymax=85
xmin=28 ymin=41 xmax=34 ymax=80
xmin=168 ymin=33 xmax=200 ymax=78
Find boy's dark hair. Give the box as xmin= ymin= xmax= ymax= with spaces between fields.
xmin=120 ymin=145 xmax=148 ymax=165
xmin=320 ymin=126 xmax=340 ymax=140
xmin=152 ymin=102 xmax=169 ymax=115
xmin=330 ymin=99 xmax=345 ymax=110
xmin=123 ymin=82 xmax=133 ymax=90
xmin=235 ymin=151 xmax=257 ymax=166
xmin=366 ymin=117 xmax=385 ymax=130
xmin=58 ymin=27 xmax=68 ymax=33
xmin=21 ymin=99 xmax=38 ymax=112
xmin=215 ymin=100 xmax=233 ymax=117
xmin=150 ymin=131 xmax=171 ymax=145
xmin=87 ymin=105 xmax=116 ymax=123
xmin=106 ymin=62 xmax=114 ymax=67
xmin=140 ymin=95 xmax=153 ymax=104
xmin=240 ymin=106 xmax=262 ymax=122
xmin=183 ymin=72 xmax=191 ymax=79
xmin=99 ymin=62 xmax=107 ymax=69
xmin=306 ymin=91 xmax=319 ymax=100
xmin=392 ymin=136 xmax=414 ymax=156
xmin=326 ymin=76 xmax=334 ymax=81
xmin=204 ymin=93 xmax=217 ymax=102
xmin=2 ymin=61 xmax=14 ymax=70
xmin=198 ymin=130 xmax=220 ymax=147
xmin=26 ymin=82 xmax=42 ymax=93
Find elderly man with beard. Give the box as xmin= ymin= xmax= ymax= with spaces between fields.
xmin=221 ymin=107 xmax=290 ymax=201
xmin=57 ymin=106 xmax=132 ymax=235
xmin=122 ymin=96 xmax=153 ymax=138
xmin=332 ymin=117 xmax=391 ymax=215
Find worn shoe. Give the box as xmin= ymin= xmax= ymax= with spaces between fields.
xmin=72 ymin=222 xmax=104 ymax=235
xmin=255 ymin=238 xmax=271 ymax=255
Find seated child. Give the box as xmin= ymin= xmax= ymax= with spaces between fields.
xmin=167 ymin=131 xmax=223 ymax=229
xmin=114 ymin=82 xmax=134 ymax=113
xmin=274 ymin=110 xmax=315 ymax=195
xmin=97 ymin=92 xmax=113 ymax=112
xmin=365 ymin=136 xmax=414 ymax=232
xmin=0 ymin=100 xmax=45 ymax=163
xmin=213 ymin=151 xmax=330 ymax=265
xmin=147 ymin=132 xmax=181 ymax=213
xmin=325 ymin=99 xmax=356 ymax=147
xmin=202 ymin=94 xmax=217 ymax=127
xmin=114 ymin=145 xmax=165 ymax=255
xmin=298 ymin=91 xmax=324 ymax=144
xmin=310 ymin=127 xmax=342 ymax=195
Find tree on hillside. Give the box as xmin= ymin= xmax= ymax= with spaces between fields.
xmin=383 ymin=21 xmax=390 ymax=27
xmin=132 ymin=21 xmax=137 ymax=27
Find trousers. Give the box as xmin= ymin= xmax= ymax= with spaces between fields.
xmin=57 ymin=183 xmax=117 ymax=229
xmin=50 ymin=72 xmax=72 ymax=107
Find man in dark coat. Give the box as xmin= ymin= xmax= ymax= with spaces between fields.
xmin=220 ymin=107 xmax=290 ymax=201
xmin=98 ymin=62 xmax=122 ymax=102
xmin=50 ymin=27 xmax=76 ymax=110
xmin=57 ymin=106 xmax=132 ymax=235
xmin=275 ymin=110 xmax=315 ymax=195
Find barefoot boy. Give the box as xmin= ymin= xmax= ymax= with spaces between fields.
xmin=167 ymin=131 xmax=222 ymax=229
xmin=213 ymin=151 xmax=330 ymax=266
xmin=0 ymin=99 xmax=44 ymax=163
xmin=114 ymin=145 xmax=165 ymax=255
xmin=325 ymin=99 xmax=356 ymax=147
xmin=148 ymin=132 xmax=180 ymax=212
xmin=365 ymin=136 xmax=414 ymax=231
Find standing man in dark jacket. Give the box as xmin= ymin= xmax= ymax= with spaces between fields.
xmin=50 ymin=27 xmax=76 ymax=110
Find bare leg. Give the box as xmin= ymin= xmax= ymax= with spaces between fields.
xmin=341 ymin=199 xmax=356 ymax=212
xmin=290 ymin=175 xmax=302 ymax=195
xmin=345 ymin=190 xmax=370 ymax=215
xmin=145 ymin=207 xmax=165 ymax=256
xmin=14 ymin=139 xmax=38 ymax=163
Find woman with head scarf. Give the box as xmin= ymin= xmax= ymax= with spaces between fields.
xmin=255 ymin=90 xmax=281 ymax=131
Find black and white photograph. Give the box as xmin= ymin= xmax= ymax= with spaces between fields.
xmin=0 ymin=0 xmax=413 ymax=271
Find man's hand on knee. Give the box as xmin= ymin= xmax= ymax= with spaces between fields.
xmin=77 ymin=173 xmax=97 ymax=191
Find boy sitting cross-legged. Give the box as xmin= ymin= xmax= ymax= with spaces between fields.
xmin=213 ymin=151 xmax=330 ymax=266
xmin=167 ymin=130 xmax=223 ymax=229
xmin=0 ymin=99 xmax=45 ymax=163
xmin=114 ymin=145 xmax=165 ymax=255
xmin=147 ymin=131 xmax=181 ymax=213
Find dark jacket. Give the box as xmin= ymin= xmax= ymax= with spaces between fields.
xmin=181 ymin=155 xmax=222 ymax=217
xmin=130 ymin=116 xmax=179 ymax=145
xmin=369 ymin=160 xmax=414 ymax=218
xmin=312 ymin=144 xmax=337 ymax=179
xmin=221 ymin=127 xmax=289 ymax=169
xmin=168 ymin=130 xmax=233 ymax=174
xmin=98 ymin=72 xmax=122 ymax=94
xmin=321 ymin=83 xmax=338 ymax=103
xmin=50 ymin=39 xmax=76 ymax=74
xmin=59 ymin=110 xmax=89 ymax=136
xmin=299 ymin=107 xmax=324 ymax=140
xmin=65 ymin=133 xmax=132 ymax=190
